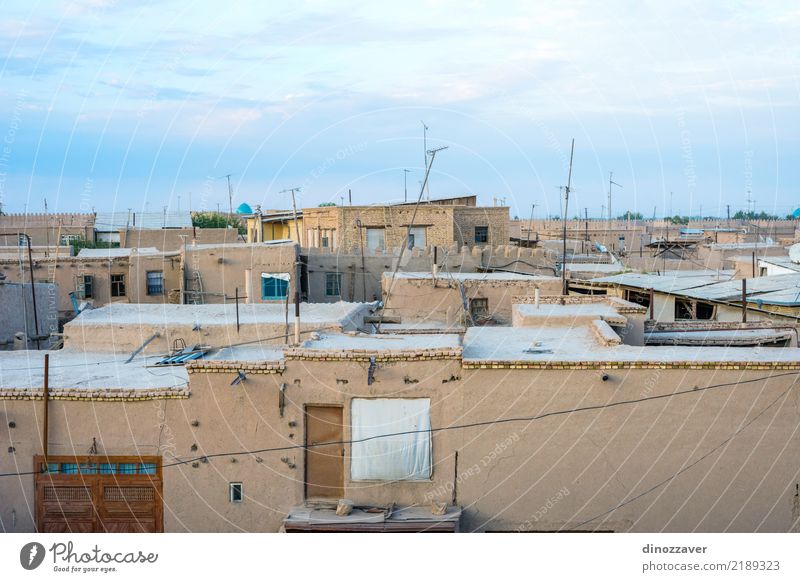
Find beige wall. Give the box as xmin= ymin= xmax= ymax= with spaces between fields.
xmin=3 ymin=357 xmax=798 ymax=532
xmin=183 ymin=243 xmax=298 ymax=304
xmin=382 ymin=274 xmax=562 ymax=324
xmin=121 ymin=227 xmax=239 ymax=251
xmin=0 ymin=253 xmax=181 ymax=319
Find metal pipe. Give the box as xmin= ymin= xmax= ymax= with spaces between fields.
xmin=742 ymin=279 xmax=747 ymax=323
xmin=42 ymin=353 xmax=49 ymax=460
xmin=649 ymin=288 xmax=654 ymax=320
xmin=21 ymin=234 xmax=41 ymax=349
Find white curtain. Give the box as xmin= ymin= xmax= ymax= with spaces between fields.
xmin=351 ymin=398 xmax=431 ymax=481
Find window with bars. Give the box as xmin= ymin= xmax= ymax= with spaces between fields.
xmin=41 ymin=462 xmax=158 ymax=475
xmin=474 ymin=226 xmax=489 ymax=243
xmin=146 ymin=271 xmax=164 ymax=295
xmin=111 ymin=274 xmax=126 ymax=297
xmin=325 ymin=272 xmax=342 ymax=297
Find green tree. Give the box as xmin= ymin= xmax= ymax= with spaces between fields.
xmin=617 ymin=211 xmax=643 ymax=220
xmin=191 ymin=211 xmax=245 ymax=235
xmin=318 ymin=202 xmax=337 ymax=207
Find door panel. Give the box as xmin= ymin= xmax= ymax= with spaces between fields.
xmin=34 ymin=456 xmax=162 ymax=533
xmin=305 ymin=406 xmax=344 ymax=499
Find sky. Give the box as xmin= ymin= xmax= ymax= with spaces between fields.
xmin=0 ymin=0 xmax=798 ymax=219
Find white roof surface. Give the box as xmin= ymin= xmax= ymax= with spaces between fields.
xmin=389 ymin=271 xmax=558 ymax=282
xmin=69 ymin=302 xmax=372 ymax=327
xmin=77 ymin=247 xmax=159 ymax=258
xmin=462 ymin=326 xmax=800 ymax=363
xmin=207 ymin=345 xmax=286 ymax=361
xmin=0 ymin=349 xmax=187 ymax=390
xmin=300 ymin=332 xmax=461 ymax=351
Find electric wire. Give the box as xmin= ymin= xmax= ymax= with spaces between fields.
xmin=2 ymin=371 xmax=795 ymax=479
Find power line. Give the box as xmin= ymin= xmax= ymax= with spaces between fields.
xmin=567 ymin=379 xmax=795 ymax=530
xmin=2 ymin=371 xmax=795 ymax=479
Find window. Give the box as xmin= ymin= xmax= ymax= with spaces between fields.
xmin=325 ymin=272 xmax=342 ymax=297
xmin=407 ymin=226 xmax=427 ymax=249
xmin=470 ymin=297 xmax=489 ymax=319
xmin=365 ymin=228 xmax=385 ymax=251
xmin=350 ymin=398 xmax=431 ymax=481
xmin=110 ymin=274 xmax=126 ymax=297
xmin=261 ymin=273 xmax=290 ymax=300
xmin=146 ymin=271 xmax=164 ymax=295
xmin=229 ymin=482 xmax=243 ymax=503
xmin=60 ymin=234 xmax=82 ymax=245
xmin=18 ymin=234 xmax=28 ymax=246
xmin=474 ymin=226 xmax=489 ymax=243
xmin=76 ymin=275 xmax=93 ymax=299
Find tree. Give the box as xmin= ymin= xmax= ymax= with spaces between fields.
xmin=665 ymin=215 xmax=689 ymax=225
xmin=732 ymin=210 xmax=779 ymax=220
xmin=617 ymin=211 xmax=643 ymax=220
xmin=191 ymin=211 xmax=245 ymax=235
xmin=318 ymin=202 xmax=337 ymax=207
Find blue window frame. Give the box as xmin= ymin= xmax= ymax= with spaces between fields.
xmin=261 ymin=275 xmax=289 ymax=300
xmin=60 ymin=463 xmax=78 ymax=474
xmin=118 ymin=463 xmax=137 ymax=474
xmin=139 ymin=463 xmax=157 ymax=475
xmin=99 ymin=463 xmax=116 ymax=474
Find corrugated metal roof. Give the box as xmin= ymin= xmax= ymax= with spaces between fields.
xmin=591 ymin=271 xmax=735 ymax=294
xmin=94 ymin=211 xmax=192 ymax=231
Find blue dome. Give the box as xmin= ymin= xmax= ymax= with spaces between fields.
xmin=792 ymin=208 xmax=800 ymax=219
xmin=236 ymin=202 xmax=253 ymax=215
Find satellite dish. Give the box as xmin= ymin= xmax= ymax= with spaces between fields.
xmin=789 ymin=243 xmax=800 ymax=264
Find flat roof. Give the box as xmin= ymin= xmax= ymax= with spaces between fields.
xmin=299 ymin=332 xmax=461 ymax=352
xmin=388 ymin=271 xmax=559 ymax=282
xmin=68 ymin=302 xmax=373 ymax=327
xmin=76 ymin=247 xmax=160 ymax=258
xmin=462 ymin=326 xmax=800 ymax=364
xmin=0 ymin=349 xmax=188 ymax=391
xmin=206 ymin=345 xmax=285 ymax=362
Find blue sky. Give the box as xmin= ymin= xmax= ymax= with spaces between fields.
xmin=0 ymin=0 xmax=798 ymax=219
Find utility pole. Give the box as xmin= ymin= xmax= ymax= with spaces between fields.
xmin=224 ymin=174 xmax=234 ymax=217
xmin=727 ymin=204 xmax=731 ymax=225
xmin=608 ymin=172 xmax=622 ymax=221
xmin=421 ymin=121 xmax=430 ymax=200
xmin=562 ymin=139 xmax=575 ymax=296
xmin=403 ymin=169 xmax=411 ymax=203
xmin=526 ymin=203 xmax=536 ymax=245
xmin=44 ymin=198 xmax=50 ymax=255
xmin=669 ymin=191 xmax=673 ymax=217
xmin=280 ymin=186 xmax=303 ymax=345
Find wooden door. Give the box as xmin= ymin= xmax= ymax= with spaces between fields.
xmin=305 ymin=406 xmax=344 ymax=499
xmin=35 ymin=456 xmax=163 ymax=533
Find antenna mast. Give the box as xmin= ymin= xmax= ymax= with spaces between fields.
xmin=562 ymin=139 xmax=575 ymax=296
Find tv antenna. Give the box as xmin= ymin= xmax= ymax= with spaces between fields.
xmin=608 ymin=171 xmax=623 ymax=221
